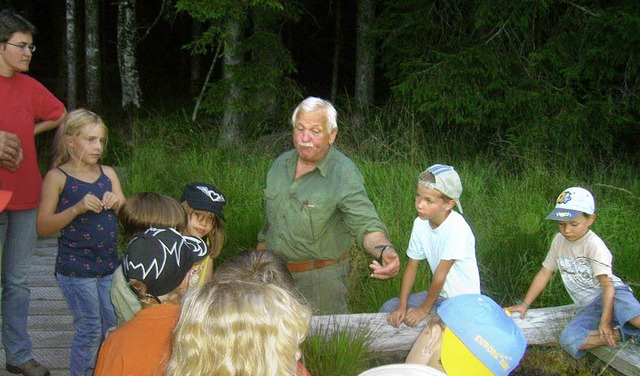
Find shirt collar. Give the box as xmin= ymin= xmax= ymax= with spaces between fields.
xmin=286 ymin=146 xmax=334 ymax=178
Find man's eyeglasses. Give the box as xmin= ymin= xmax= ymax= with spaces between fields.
xmin=4 ymin=42 xmax=36 ymax=53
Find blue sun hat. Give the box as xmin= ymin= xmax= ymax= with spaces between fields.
xmin=546 ymin=187 xmax=595 ymax=221
xmin=437 ymin=294 xmax=527 ymax=376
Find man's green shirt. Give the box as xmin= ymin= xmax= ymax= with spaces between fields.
xmin=258 ymin=147 xmax=388 ymax=262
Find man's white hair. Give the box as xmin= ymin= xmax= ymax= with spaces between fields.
xmin=291 ymin=96 xmax=338 ymax=133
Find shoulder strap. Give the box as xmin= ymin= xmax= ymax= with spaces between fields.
xmin=57 ymin=167 xmax=70 ymax=177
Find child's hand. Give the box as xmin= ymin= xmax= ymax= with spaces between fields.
xmin=77 ymin=193 xmax=105 ymax=214
xmin=387 ymin=307 xmax=407 ymax=328
xmin=101 ymin=191 xmax=120 ymax=210
xmin=598 ymin=322 xmax=618 ymax=348
xmin=505 ymin=303 xmax=529 ymax=318
xmin=404 ymin=307 xmax=429 ymax=327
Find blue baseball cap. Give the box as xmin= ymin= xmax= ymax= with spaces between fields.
xmin=437 ymin=294 xmax=527 ymax=376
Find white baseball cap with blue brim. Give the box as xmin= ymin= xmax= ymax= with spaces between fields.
xmin=419 ymin=164 xmax=463 ymax=213
xmin=546 ymin=186 xmax=595 ymax=221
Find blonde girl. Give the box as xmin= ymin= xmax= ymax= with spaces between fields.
xmin=179 ymin=182 xmax=227 ymax=285
xmin=36 ymin=108 xmax=125 ymax=376
xmin=166 ymin=281 xmax=311 ymax=376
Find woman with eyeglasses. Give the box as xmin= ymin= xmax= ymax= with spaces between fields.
xmin=0 ymin=9 xmax=66 ymax=376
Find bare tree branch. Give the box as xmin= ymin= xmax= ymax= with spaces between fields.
xmin=192 ymin=41 xmax=223 ymax=122
xmin=139 ymin=0 xmax=166 ymax=42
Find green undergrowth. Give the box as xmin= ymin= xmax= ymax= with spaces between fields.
xmin=36 ymin=108 xmax=639 ymax=376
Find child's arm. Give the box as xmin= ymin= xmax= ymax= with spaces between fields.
xmin=404 ymin=259 xmax=454 ymax=327
xmin=36 ymin=169 xmax=105 ymax=237
xmin=387 ymin=258 xmax=420 ymax=328
xmin=596 ymin=273 xmax=617 ymax=347
xmin=101 ymin=166 xmax=126 ymax=213
xmin=506 ymin=267 xmax=553 ymax=318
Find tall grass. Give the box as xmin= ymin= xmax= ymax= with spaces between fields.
xmin=102 ymin=108 xmax=638 ymax=375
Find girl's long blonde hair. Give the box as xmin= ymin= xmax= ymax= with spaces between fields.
xmin=51 ymin=108 xmax=107 ymax=168
xmin=166 ymin=281 xmax=311 ymax=376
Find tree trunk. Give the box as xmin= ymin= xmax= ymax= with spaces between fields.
xmin=355 ymin=0 xmax=375 ymax=105
xmin=218 ymin=18 xmax=244 ymax=149
xmin=252 ymin=10 xmax=279 ymax=122
xmin=65 ymin=0 xmax=77 ymax=111
xmin=330 ymin=0 xmax=342 ymax=104
xmin=117 ymin=0 xmax=141 ymax=109
xmin=190 ymin=20 xmax=203 ymax=97
xmin=85 ymin=0 xmax=101 ymax=109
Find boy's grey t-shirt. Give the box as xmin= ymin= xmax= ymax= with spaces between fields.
xmin=542 ymin=230 xmax=624 ymax=307
xmin=406 ymin=210 xmax=480 ymax=298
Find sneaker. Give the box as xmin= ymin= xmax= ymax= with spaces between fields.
xmin=6 ymin=359 xmax=50 ymax=376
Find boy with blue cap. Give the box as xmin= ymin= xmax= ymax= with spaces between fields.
xmin=507 ymin=187 xmax=640 ymax=358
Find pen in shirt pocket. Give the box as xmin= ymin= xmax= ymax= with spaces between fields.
xmin=300 ymin=200 xmax=317 ymax=211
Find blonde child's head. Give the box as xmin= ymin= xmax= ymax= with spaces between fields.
xmin=166 ymin=281 xmax=311 ymax=376
xmin=418 ymin=164 xmax=463 ymax=213
xmin=52 ymin=108 xmax=107 ymax=168
xmin=213 ymin=249 xmax=300 ymax=299
xmin=118 ymin=192 xmax=188 ymax=239
xmin=180 ymin=182 xmax=227 ymax=259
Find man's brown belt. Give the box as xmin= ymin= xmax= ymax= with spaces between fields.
xmin=287 ymin=252 xmax=350 ymax=273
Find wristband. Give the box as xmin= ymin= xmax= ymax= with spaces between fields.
xmin=375 ymin=244 xmax=394 ymax=263
xmin=515 ymin=299 xmax=530 ymax=308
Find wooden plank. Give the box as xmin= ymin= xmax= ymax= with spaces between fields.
xmin=30 ymin=286 xmax=66 ymax=301
xmin=28 ymin=300 xmax=71 ymax=316
xmin=0 ymin=347 xmax=70 ymax=373
xmin=591 ymin=343 xmax=640 ymax=376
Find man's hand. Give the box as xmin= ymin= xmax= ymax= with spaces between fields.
xmin=369 ymin=248 xmax=400 ymax=279
xmin=0 ymin=131 xmax=23 ymax=171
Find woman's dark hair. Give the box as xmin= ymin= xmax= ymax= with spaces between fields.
xmin=0 ymin=10 xmax=36 ymax=42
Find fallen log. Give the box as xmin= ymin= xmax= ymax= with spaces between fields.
xmin=310 ymin=304 xmax=639 ymax=376
xmin=310 ymin=304 xmax=578 ymax=352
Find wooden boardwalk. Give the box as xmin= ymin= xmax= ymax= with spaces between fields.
xmin=0 ymin=237 xmax=72 ymax=376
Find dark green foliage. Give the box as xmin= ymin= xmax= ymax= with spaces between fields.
xmin=175 ymin=0 xmax=303 ymax=134
xmin=376 ymin=0 xmax=640 ymax=173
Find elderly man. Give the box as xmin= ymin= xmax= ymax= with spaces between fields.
xmin=257 ymin=96 xmax=399 ymax=314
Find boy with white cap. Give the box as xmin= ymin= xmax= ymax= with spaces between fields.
xmin=380 ymin=164 xmax=481 ymax=328
xmin=507 ymin=187 xmax=640 ymax=358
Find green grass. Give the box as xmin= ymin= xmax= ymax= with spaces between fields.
xmin=41 ymin=108 xmax=638 ymax=376
xmin=302 ymin=321 xmax=374 ymax=376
